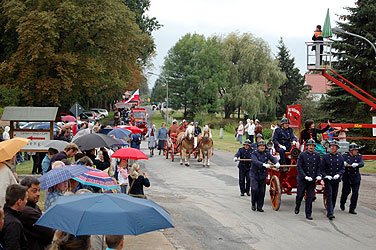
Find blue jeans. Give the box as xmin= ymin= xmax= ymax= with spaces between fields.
xmin=120 ymin=185 xmax=128 ymax=194
xmin=238 ymin=135 xmax=243 ymax=144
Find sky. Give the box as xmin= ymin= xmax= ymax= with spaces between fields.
xmin=146 ymin=0 xmax=356 ymax=88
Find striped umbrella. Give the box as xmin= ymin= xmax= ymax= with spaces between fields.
xmin=73 ymin=167 xmax=119 ymax=190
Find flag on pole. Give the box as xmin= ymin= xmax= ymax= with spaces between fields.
xmin=322 ymin=8 xmax=333 ymax=38
xmin=124 ymin=89 xmax=140 ymax=103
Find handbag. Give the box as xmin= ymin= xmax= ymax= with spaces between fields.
xmin=127 ymin=178 xmax=147 ymax=199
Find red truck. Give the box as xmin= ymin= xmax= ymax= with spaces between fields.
xmin=130 ymin=108 xmax=148 ymax=136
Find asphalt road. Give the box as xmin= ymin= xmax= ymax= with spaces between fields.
xmin=136 ymin=141 xmax=376 ymax=250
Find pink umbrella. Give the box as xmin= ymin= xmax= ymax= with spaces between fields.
xmin=114 ymin=126 xmax=142 ymax=134
xmin=62 ymin=115 xmax=76 ymax=122
xmin=72 ymin=167 xmax=119 ymax=190
xmin=111 ymin=148 xmax=148 ymax=160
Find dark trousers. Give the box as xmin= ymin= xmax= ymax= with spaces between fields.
xmin=245 ymin=132 xmax=249 ymax=140
xmin=340 ymin=181 xmax=360 ymax=211
xmin=324 ymin=180 xmax=339 ymax=215
xmin=239 ymin=167 xmax=250 ymax=194
xmin=32 ymin=152 xmax=45 ymax=174
xmin=249 ymin=135 xmax=254 ymax=143
xmin=296 ymin=180 xmax=315 ymax=216
xmin=251 ymin=177 xmax=266 ymax=210
xmin=278 ymin=144 xmax=292 ymax=164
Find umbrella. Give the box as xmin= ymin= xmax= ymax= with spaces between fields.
xmin=62 ymin=115 xmax=76 ymax=122
xmin=72 ymin=133 xmax=119 ymax=151
xmin=72 ymin=167 xmax=119 ymax=190
xmin=114 ymin=126 xmax=143 ymax=134
xmin=111 ymin=147 xmax=148 ymax=160
xmin=38 ymin=164 xmax=91 ymax=190
xmin=35 ymin=193 xmax=174 ymax=235
xmin=0 ymin=137 xmax=29 ymax=162
xmin=108 ymin=128 xmax=132 ymax=139
xmin=322 ymin=8 xmax=332 ymax=38
xmin=98 ymin=128 xmax=113 ymax=135
xmin=72 ymin=128 xmax=91 ymax=141
xmin=43 ymin=140 xmax=69 ymax=152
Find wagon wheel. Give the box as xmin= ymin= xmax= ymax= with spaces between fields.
xmin=323 ymin=194 xmax=327 ymax=209
xmin=269 ymin=175 xmax=282 ymax=211
xmin=171 ymin=145 xmax=175 ymax=162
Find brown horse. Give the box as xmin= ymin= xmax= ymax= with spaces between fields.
xmin=177 ymin=125 xmax=195 ymax=166
xmin=198 ymin=125 xmax=213 ymax=167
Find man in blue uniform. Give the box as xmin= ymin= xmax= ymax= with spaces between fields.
xmin=234 ymin=140 xmax=253 ymax=196
xmin=251 ymin=140 xmax=279 ymax=212
xmin=294 ymin=139 xmax=321 ymax=220
xmin=320 ymin=140 xmax=345 ymax=220
xmin=250 ymin=134 xmax=263 ymax=153
xmin=340 ymin=143 xmax=364 ymax=214
xmin=273 ymin=118 xmax=297 ymax=164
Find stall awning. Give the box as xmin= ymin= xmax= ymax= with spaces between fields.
xmin=1 ymin=107 xmax=58 ymax=121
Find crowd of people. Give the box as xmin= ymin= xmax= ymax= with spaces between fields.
xmin=234 ymin=117 xmax=364 ymax=220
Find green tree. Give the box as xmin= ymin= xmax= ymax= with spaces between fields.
xmin=320 ymin=0 xmax=376 ymax=151
xmin=150 ymin=78 xmax=166 ymax=103
xmin=276 ymin=38 xmax=308 ymax=118
xmin=0 ymin=0 xmax=152 ymax=109
xmin=219 ymin=33 xmax=285 ymax=119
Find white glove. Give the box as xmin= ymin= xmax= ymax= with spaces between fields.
xmin=292 ymin=141 xmax=297 ymax=146
xmin=344 ymin=161 xmax=348 ymax=166
xmin=234 ymin=157 xmax=238 ymax=162
xmin=333 ymin=174 xmax=340 ymax=180
xmin=280 ymin=145 xmax=286 ymax=151
xmin=352 ymin=163 xmax=359 ymax=168
xmin=325 ymin=175 xmax=332 ymax=180
xmin=305 ymin=176 xmax=313 ymax=182
xmin=263 ymin=163 xmax=271 ymax=169
xmin=275 ymin=162 xmax=280 ymax=168
xmin=316 ymin=176 xmax=322 ymax=181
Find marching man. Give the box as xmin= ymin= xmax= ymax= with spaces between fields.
xmin=234 ymin=140 xmax=253 ymax=196
xmin=250 ymin=140 xmax=279 ymax=212
xmin=295 ymin=139 xmax=321 ymax=220
xmin=273 ymin=118 xmax=297 ymax=164
xmin=320 ymin=140 xmax=345 ymax=220
xmin=340 ymin=143 xmax=364 ymax=214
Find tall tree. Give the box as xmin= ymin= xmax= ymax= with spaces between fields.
xmin=0 ymin=0 xmax=153 ymax=109
xmin=320 ymin=0 xmax=376 ymax=149
xmin=276 ymin=38 xmax=308 ymax=117
xmin=218 ymin=33 xmax=285 ymax=119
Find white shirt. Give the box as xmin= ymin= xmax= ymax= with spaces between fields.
xmin=248 ymin=124 xmax=255 ymax=135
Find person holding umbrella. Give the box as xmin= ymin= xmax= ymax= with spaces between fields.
xmin=85 ymin=148 xmax=110 ymax=171
xmin=49 ymin=143 xmax=79 ymax=172
xmin=45 ymin=179 xmax=69 ymax=210
xmin=49 ymin=230 xmax=90 ymax=250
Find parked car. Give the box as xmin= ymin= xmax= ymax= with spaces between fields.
xmin=21 ymin=122 xmax=61 ymax=136
xmin=82 ymin=111 xmax=100 ymax=121
xmin=90 ymin=108 xmax=108 ymax=118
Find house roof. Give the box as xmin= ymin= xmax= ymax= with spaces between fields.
xmin=1 ymin=107 xmax=58 ymax=121
xmin=305 ymin=74 xmax=331 ymax=94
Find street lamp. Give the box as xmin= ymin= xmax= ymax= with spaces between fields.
xmin=332 ymin=27 xmax=376 ymax=57
xmin=147 ymin=72 xmax=169 ymax=124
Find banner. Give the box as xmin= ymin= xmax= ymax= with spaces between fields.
xmin=287 ymin=105 xmax=301 ymax=129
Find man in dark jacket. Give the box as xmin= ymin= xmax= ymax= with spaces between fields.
xmin=250 ymin=140 xmax=279 ymax=212
xmin=48 ymin=143 xmax=79 ymax=171
xmin=340 ymin=143 xmax=364 ymax=214
xmin=85 ymin=148 xmax=110 ymax=171
xmin=273 ymin=118 xmax=297 ymax=164
xmin=250 ymin=134 xmax=263 ymax=153
xmin=294 ymin=139 xmax=321 ymax=220
xmin=321 ymin=140 xmax=345 ymax=220
xmin=234 ymin=140 xmax=253 ymax=196
xmin=0 ymin=184 xmax=28 ymax=250
xmin=20 ymin=177 xmax=55 ymax=250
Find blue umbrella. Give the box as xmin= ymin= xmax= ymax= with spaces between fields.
xmin=35 ymin=193 xmax=174 ymax=235
xmin=108 ymin=128 xmax=132 ymax=139
xmin=39 ymin=164 xmax=91 ymax=190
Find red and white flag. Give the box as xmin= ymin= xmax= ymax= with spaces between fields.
xmin=124 ymin=89 xmax=139 ymax=103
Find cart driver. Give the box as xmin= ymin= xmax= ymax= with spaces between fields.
xmin=168 ymin=120 xmax=179 ymax=136
xmin=193 ymin=122 xmax=201 ymax=149
xmin=234 ymin=140 xmax=253 ymax=197
xmin=273 ymin=118 xmax=297 ymax=165
xmin=295 ymin=139 xmax=321 ymax=220
xmin=320 ymin=140 xmax=345 ymax=220
xmin=340 ymin=143 xmax=364 ymax=214
xmin=250 ymin=140 xmax=279 ymax=212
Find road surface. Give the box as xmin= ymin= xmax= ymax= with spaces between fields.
xmin=137 ymin=141 xmax=376 ymax=250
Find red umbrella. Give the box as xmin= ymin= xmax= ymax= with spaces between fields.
xmin=111 ymin=148 xmax=148 ymax=160
xmin=62 ymin=115 xmax=76 ymax=122
xmin=114 ymin=126 xmax=143 ymax=134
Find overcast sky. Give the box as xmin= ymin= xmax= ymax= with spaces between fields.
xmin=146 ymin=0 xmax=356 ymax=88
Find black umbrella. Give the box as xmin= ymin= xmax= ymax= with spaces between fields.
xmin=72 ymin=133 xmax=119 ymax=151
